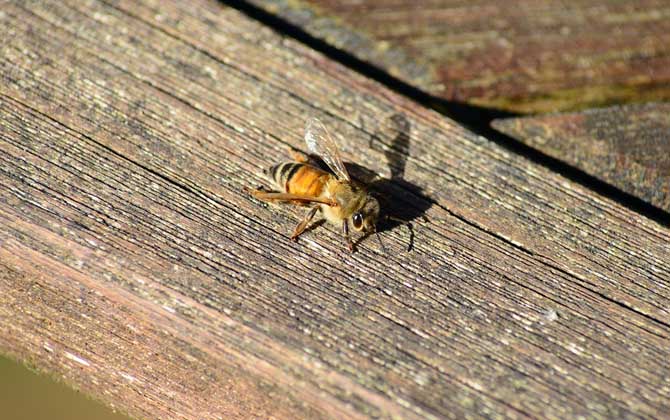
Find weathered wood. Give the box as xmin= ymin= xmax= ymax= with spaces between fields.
xmin=247 ymin=0 xmax=670 ymax=113
xmin=1 ymin=0 xmax=669 ymax=419
xmin=492 ymin=103 xmax=670 ymax=212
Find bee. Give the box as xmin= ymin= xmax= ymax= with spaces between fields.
xmin=247 ymin=118 xmax=381 ymax=252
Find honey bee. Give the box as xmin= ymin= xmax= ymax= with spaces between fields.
xmin=247 ymin=118 xmax=381 ymax=251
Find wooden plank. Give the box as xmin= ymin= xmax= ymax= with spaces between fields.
xmin=492 ymin=103 xmax=670 ymax=212
xmin=1 ymin=0 xmax=669 ymax=419
xmin=246 ymin=0 xmax=670 ymax=113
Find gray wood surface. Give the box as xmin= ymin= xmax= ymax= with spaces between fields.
xmin=1 ymin=0 xmax=669 ymax=419
xmin=493 ymin=103 xmax=670 ymax=212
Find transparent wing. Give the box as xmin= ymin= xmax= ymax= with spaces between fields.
xmin=304 ymin=117 xmax=350 ymax=181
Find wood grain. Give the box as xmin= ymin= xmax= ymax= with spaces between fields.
xmin=493 ymin=103 xmax=670 ymax=212
xmin=1 ymin=0 xmax=669 ymax=419
xmin=248 ymin=0 xmax=670 ymax=113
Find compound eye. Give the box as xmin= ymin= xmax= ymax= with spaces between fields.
xmin=352 ymin=212 xmax=363 ymax=230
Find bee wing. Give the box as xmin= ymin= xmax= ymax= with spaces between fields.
xmin=305 ymin=117 xmax=351 ymax=181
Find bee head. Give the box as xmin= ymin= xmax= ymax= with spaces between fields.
xmin=351 ymin=195 xmax=380 ymax=233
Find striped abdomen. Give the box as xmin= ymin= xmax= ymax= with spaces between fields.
xmin=269 ymin=162 xmax=331 ymax=198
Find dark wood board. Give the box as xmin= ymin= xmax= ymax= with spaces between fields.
xmin=247 ymin=0 xmax=670 ymax=113
xmin=492 ymin=103 xmax=670 ymax=212
xmin=1 ymin=0 xmax=669 ymax=419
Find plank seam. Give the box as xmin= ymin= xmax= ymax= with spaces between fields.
xmin=221 ymin=0 xmax=670 ymax=227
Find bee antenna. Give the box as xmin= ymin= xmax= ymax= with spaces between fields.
xmin=374 ymin=227 xmax=387 ymax=255
xmin=384 ymin=215 xmax=415 ymax=252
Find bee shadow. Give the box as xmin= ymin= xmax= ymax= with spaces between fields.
xmin=347 ymin=113 xmax=432 ymax=251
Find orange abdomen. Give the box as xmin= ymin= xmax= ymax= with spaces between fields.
xmin=270 ymin=162 xmax=331 ymax=198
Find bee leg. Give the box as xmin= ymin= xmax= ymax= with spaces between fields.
xmin=342 ymin=220 xmax=355 ymax=252
xmin=247 ymin=189 xmax=336 ymax=206
xmin=291 ymin=205 xmax=320 ymax=242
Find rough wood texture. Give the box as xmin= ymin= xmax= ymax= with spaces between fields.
xmin=248 ymin=0 xmax=670 ymax=113
xmin=492 ymin=103 xmax=670 ymax=212
xmin=1 ymin=0 xmax=669 ymax=419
